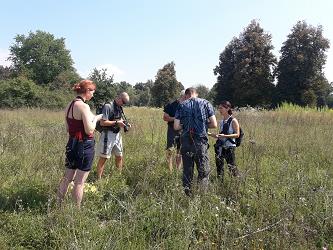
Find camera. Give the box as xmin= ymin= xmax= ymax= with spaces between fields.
xmin=123 ymin=120 xmax=130 ymax=133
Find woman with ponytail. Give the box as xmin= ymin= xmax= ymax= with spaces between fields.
xmin=209 ymin=100 xmax=240 ymax=182
xmin=57 ymin=80 xmax=102 ymax=207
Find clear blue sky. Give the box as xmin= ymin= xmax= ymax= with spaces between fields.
xmin=1 ymin=0 xmax=332 ymax=88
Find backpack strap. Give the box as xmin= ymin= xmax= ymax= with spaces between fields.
xmin=226 ymin=117 xmax=236 ymax=145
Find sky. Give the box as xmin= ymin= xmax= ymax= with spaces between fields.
xmin=1 ymin=0 xmax=332 ymax=88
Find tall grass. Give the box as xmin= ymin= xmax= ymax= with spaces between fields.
xmin=0 ymin=107 xmax=332 ymax=249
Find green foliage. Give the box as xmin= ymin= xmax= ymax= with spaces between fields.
xmin=276 ymin=102 xmax=332 ymax=112
xmin=195 ymin=84 xmax=210 ymax=100
xmin=9 ymin=30 xmax=75 ymax=85
xmin=0 ymin=77 xmax=72 ymax=109
xmin=0 ymin=65 xmax=14 ymax=80
xmin=276 ymin=21 xmax=331 ymax=107
xmin=132 ymin=80 xmax=153 ymax=106
xmin=214 ymin=20 xmax=277 ymax=107
xmin=48 ymin=70 xmax=81 ymax=90
xmin=88 ymin=68 xmax=117 ymax=108
xmin=151 ymin=62 xmax=184 ymax=107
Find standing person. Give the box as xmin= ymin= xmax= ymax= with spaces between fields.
xmin=208 ymin=101 xmax=240 ymax=182
xmin=174 ymin=87 xmax=217 ymax=196
xmin=57 ymin=80 xmax=102 ymax=208
xmin=96 ymin=92 xmax=130 ymax=179
xmin=163 ymin=90 xmax=186 ymax=171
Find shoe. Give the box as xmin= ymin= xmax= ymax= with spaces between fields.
xmin=184 ymin=187 xmax=192 ymax=197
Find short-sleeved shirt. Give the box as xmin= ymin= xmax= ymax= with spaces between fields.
xmin=101 ymin=100 xmax=123 ymax=133
xmin=175 ymin=97 xmax=215 ymax=137
xmin=102 ymin=100 xmax=122 ymax=121
xmin=163 ymin=100 xmax=180 ymax=126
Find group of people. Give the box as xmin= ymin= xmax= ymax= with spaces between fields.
xmin=57 ymin=80 xmax=241 ymax=207
xmin=164 ymin=88 xmax=240 ymax=196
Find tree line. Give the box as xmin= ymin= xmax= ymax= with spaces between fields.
xmin=0 ymin=20 xmax=332 ymax=109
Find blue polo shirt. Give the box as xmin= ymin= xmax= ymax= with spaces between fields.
xmin=175 ymin=97 xmax=215 ymax=137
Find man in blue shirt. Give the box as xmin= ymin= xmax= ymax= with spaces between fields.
xmin=174 ymin=87 xmax=217 ymax=196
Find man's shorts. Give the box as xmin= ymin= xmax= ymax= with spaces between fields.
xmin=98 ymin=130 xmax=123 ymax=158
xmin=65 ymin=137 xmax=95 ymax=172
xmin=166 ymin=125 xmax=181 ymax=151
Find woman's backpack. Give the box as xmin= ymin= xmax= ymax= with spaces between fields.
xmin=225 ymin=117 xmax=244 ymax=147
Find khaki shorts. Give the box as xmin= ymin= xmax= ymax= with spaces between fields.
xmin=98 ymin=130 xmax=123 ymax=158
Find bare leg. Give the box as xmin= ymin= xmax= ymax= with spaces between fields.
xmin=115 ymin=155 xmax=123 ymax=172
xmin=57 ymin=169 xmax=76 ymax=205
xmin=97 ymin=157 xmax=108 ymax=179
xmin=166 ymin=149 xmax=174 ymax=172
xmin=175 ymin=153 xmax=182 ymax=170
xmin=72 ymin=169 xmax=90 ymax=208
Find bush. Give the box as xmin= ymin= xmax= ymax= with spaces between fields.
xmin=0 ymin=77 xmax=72 ymax=109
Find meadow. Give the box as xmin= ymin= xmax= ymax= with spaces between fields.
xmin=0 ymin=105 xmax=332 ymax=249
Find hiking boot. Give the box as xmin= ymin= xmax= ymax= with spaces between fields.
xmin=228 ymin=164 xmax=240 ymax=177
xmin=184 ymin=187 xmax=192 ymax=197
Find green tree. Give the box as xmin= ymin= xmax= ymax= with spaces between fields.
xmin=48 ymin=70 xmax=81 ymax=91
xmin=214 ymin=20 xmax=277 ymax=107
xmin=196 ymin=84 xmax=210 ymax=100
xmin=0 ymin=66 xmax=14 ymax=80
xmin=151 ymin=62 xmax=184 ymax=107
xmin=9 ymin=30 xmax=75 ymax=85
xmin=0 ymin=77 xmax=71 ymax=109
xmin=133 ymin=80 xmax=153 ymax=106
xmin=276 ymin=21 xmax=330 ymax=107
xmin=88 ymin=68 xmax=117 ymax=108
xmin=213 ymin=38 xmax=239 ymax=105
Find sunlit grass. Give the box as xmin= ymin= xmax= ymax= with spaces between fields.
xmin=0 ymin=107 xmax=332 ymax=249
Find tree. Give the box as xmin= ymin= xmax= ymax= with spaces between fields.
xmin=133 ymin=80 xmax=153 ymax=106
xmin=276 ymin=21 xmax=330 ymax=107
xmin=195 ymin=84 xmax=210 ymax=100
xmin=151 ymin=62 xmax=184 ymax=107
xmin=0 ymin=77 xmax=71 ymax=109
xmin=214 ymin=20 xmax=277 ymax=107
xmin=88 ymin=68 xmax=117 ymax=108
xmin=213 ymin=38 xmax=239 ymax=105
xmin=48 ymin=70 xmax=81 ymax=90
xmin=9 ymin=30 xmax=75 ymax=85
xmin=0 ymin=66 xmax=14 ymax=80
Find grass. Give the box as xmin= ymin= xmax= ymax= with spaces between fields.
xmin=0 ymin=105 xmax=332 ymax=249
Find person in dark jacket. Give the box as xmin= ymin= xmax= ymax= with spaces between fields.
xmin=163 ymin=90 xmax=186 ymax=171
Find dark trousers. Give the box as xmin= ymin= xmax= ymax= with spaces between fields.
xmin=215 ymin=146 xmax=237 ymax=179
xmin=180 ymin=137 xmax=210 ymax=192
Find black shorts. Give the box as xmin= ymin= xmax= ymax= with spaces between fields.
xmin=166 ymin=125 xmax=181 ymax=150
xmin=65 ymin=137 xmax=95 ymax=172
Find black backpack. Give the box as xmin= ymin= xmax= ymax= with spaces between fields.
xmin=95 ymin=101 xmax=111 ymax=133
xmin=223 ymin=117 xmax=244 ymax=147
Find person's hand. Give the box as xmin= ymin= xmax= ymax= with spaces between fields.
xmin=208 ymin=132 xmax=218 ymax=138
xmin=217 ymin=134 xmax=225 ymax=138
xmin=116 ymin=119 xmax=126 ymax=127
xmin=95 ymin=114 xmax=103 ymax=121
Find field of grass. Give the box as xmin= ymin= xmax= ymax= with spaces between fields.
xmin=0 ymin=106 xmax=332 ymax=249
